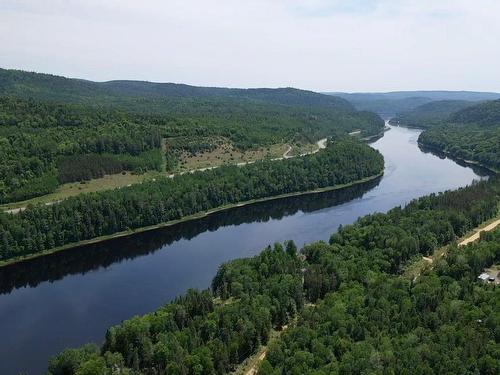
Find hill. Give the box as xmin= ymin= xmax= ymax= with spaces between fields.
xmin=390 ymin=100 xmax=475 ymax=128
xmin=418 ymin=99 xmax=500 ymax=171
xmin=0 ymin=69 xmax=385 ymax=204
xmin=0 ymin=68 xmax=354 ymax=113
xmin=450 ymin=99 xmax=500 ymax=126
xmin=327 ymin=91 xmax=500 ymax=117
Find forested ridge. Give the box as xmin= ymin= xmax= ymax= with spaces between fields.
xmin=45 ymin=178 xmax=500 ymax=375
xmin=0 ymin=97 xmax=164 ymax=203
xmin=418 ymin=99 xmax=500 ymax=171
xmin=0 ymin=138 xmax=384 ymax=263
xmin=0 ymin=69 xmax=384 ymax=204
xmin=0 ymin=68 xmax=354 ymax=111
xmin=329 ymin=91 xmax=499 ymax=117
xmin=390 ymin=100 xmax=475 ymax=128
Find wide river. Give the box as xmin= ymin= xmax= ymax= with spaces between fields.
xmin=0 ymin=125 xmax=488 ymax=375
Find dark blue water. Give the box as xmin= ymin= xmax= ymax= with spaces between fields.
xmin=0 ymin=125 xmax=487 ymax=375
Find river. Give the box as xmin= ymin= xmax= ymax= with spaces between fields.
xmin=0 ymin=125 xmax=488 ymax=375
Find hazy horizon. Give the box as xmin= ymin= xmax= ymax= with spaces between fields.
xmin=4 ymin=66 xmax=500 ymax=95
xmin=1 ymin=1 xmax=500 ymax=92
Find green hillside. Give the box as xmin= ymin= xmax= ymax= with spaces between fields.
xmin=390 ymin=100 xmax=475 ymax=128
xmin=450 ymin=99 xmax=500 ymax=125
xmin=418 ymin=100 xmax=500 ymax=171
xmin=0 ymin=69 xmax=384 ymax=204
xmin=0 ymin=68 xmax=353 ymax=112
xmin=328 ymin=91 xmax=500 ymax=117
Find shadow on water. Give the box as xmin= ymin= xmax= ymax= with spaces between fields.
xmin=1 ymin=125 xmax=489 ymax=375
xmin=0 ymin=177 xmax=381 ymax=295
xmin=418 ymin=144 xmax=493 ymax=177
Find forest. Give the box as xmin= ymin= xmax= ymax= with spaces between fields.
xmin=0 ymin=70 xmax=384 ymax=204
xmin=0 ymin=138 xmax=384 ymax=262
xmin=3 ymin=69 xmax=499 ymax=375
xmin=418 ymin=99 xmax=500 ymax=171
xmin=45 ymin=178 xmax=500 ymax=374
xmin=262 ymin=229 xmax=500 ymax=375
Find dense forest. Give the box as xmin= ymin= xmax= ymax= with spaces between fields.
xmin=0 ymin=68 xmax=355 ymax=111
xmin=45 ymin=178 xmax=500 ymax=374
xmin=418 ymin=100 xmax=500 ymax=171
xmin=262 ymin=229 xmax=500 ymax=375
xmin=0 ymin=138 xmax=384 ymax=262
xmin=0 ymin=69 xmax=385 ymax=204
xmin=0 ymin=97 xmax=164 ymax=202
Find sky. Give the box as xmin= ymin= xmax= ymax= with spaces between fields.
xmin=1 ymin=0 xmax=499 ymax=92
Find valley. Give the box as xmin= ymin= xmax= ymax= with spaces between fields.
xmin=0 ymin=125 xmax=490 ymax=375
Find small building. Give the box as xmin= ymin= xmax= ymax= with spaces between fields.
xmin=478 ymin=273 xmax=490 ymax=281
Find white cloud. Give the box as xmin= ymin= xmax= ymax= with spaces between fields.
xmin=0 ymin=0 xmax=499 ymax=91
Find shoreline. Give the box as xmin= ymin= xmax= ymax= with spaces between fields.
xmin=417 ymin=142 xmax=499 ymax=175
xmin=389 ymin=123 xmax=498 ymax=175
xmin=362 ymin=126 xmax=391 ymax=143
xmin=0 ymin=172 xmax=384 ymax=269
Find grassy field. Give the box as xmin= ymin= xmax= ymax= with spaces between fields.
xmin=1 ymin=140 xmax=324 ymax=212
xmin=175 ymin=142 xmax=289 ymax=172
xmin=286 ymin=142 xmax=319 ymax=157
xmin=0 ymin=171 xmax=160 ymax=211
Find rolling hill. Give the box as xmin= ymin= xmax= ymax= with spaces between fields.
xmin=326 ymin=91 xmax=500 ymax=117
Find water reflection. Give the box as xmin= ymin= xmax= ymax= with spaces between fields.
xmin=418 ymin=144 xmax=493 ymax=177
xmin=0 ymin=178 xmax=380 ymax=295
xmin=0 ymin=126 xmax=486 ymax=375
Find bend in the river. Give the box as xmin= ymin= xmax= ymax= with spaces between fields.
xmin=0 ymin=124 xmax=488 ymax=375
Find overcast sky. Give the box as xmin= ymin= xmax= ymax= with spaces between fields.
xmin=1 ymin=0 xmax=499 ymax=92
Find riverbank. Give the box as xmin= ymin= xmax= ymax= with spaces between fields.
xmin=389 ymin=122 xmax=499 ymax=175
xmin=417 ymin=141 xmax=499 ymax=175
xmin=0 ymin=172 xmax=383 ymax=269
xmin=362 ymin=125 xmax=391 ymax=143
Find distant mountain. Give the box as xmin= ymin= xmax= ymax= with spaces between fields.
xmin=0 ymin=68 xmax=354 ymax=113
xmin=325 ymin=91 xmax=500 ymax=117
xmin=390 ymin=100 xmax=476 ymax=128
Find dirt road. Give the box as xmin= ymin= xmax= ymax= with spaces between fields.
xmin=4 ymin=139 xmax=328 ymax=214
xmin=459 ymin=219 xmax=500 ymax=246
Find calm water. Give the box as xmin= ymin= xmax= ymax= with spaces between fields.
xmin=0 ymin=126 xmax=487 ymax=375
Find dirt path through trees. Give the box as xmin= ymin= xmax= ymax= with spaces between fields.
xmin=459 ymin=218 xmax=500 ymax=246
